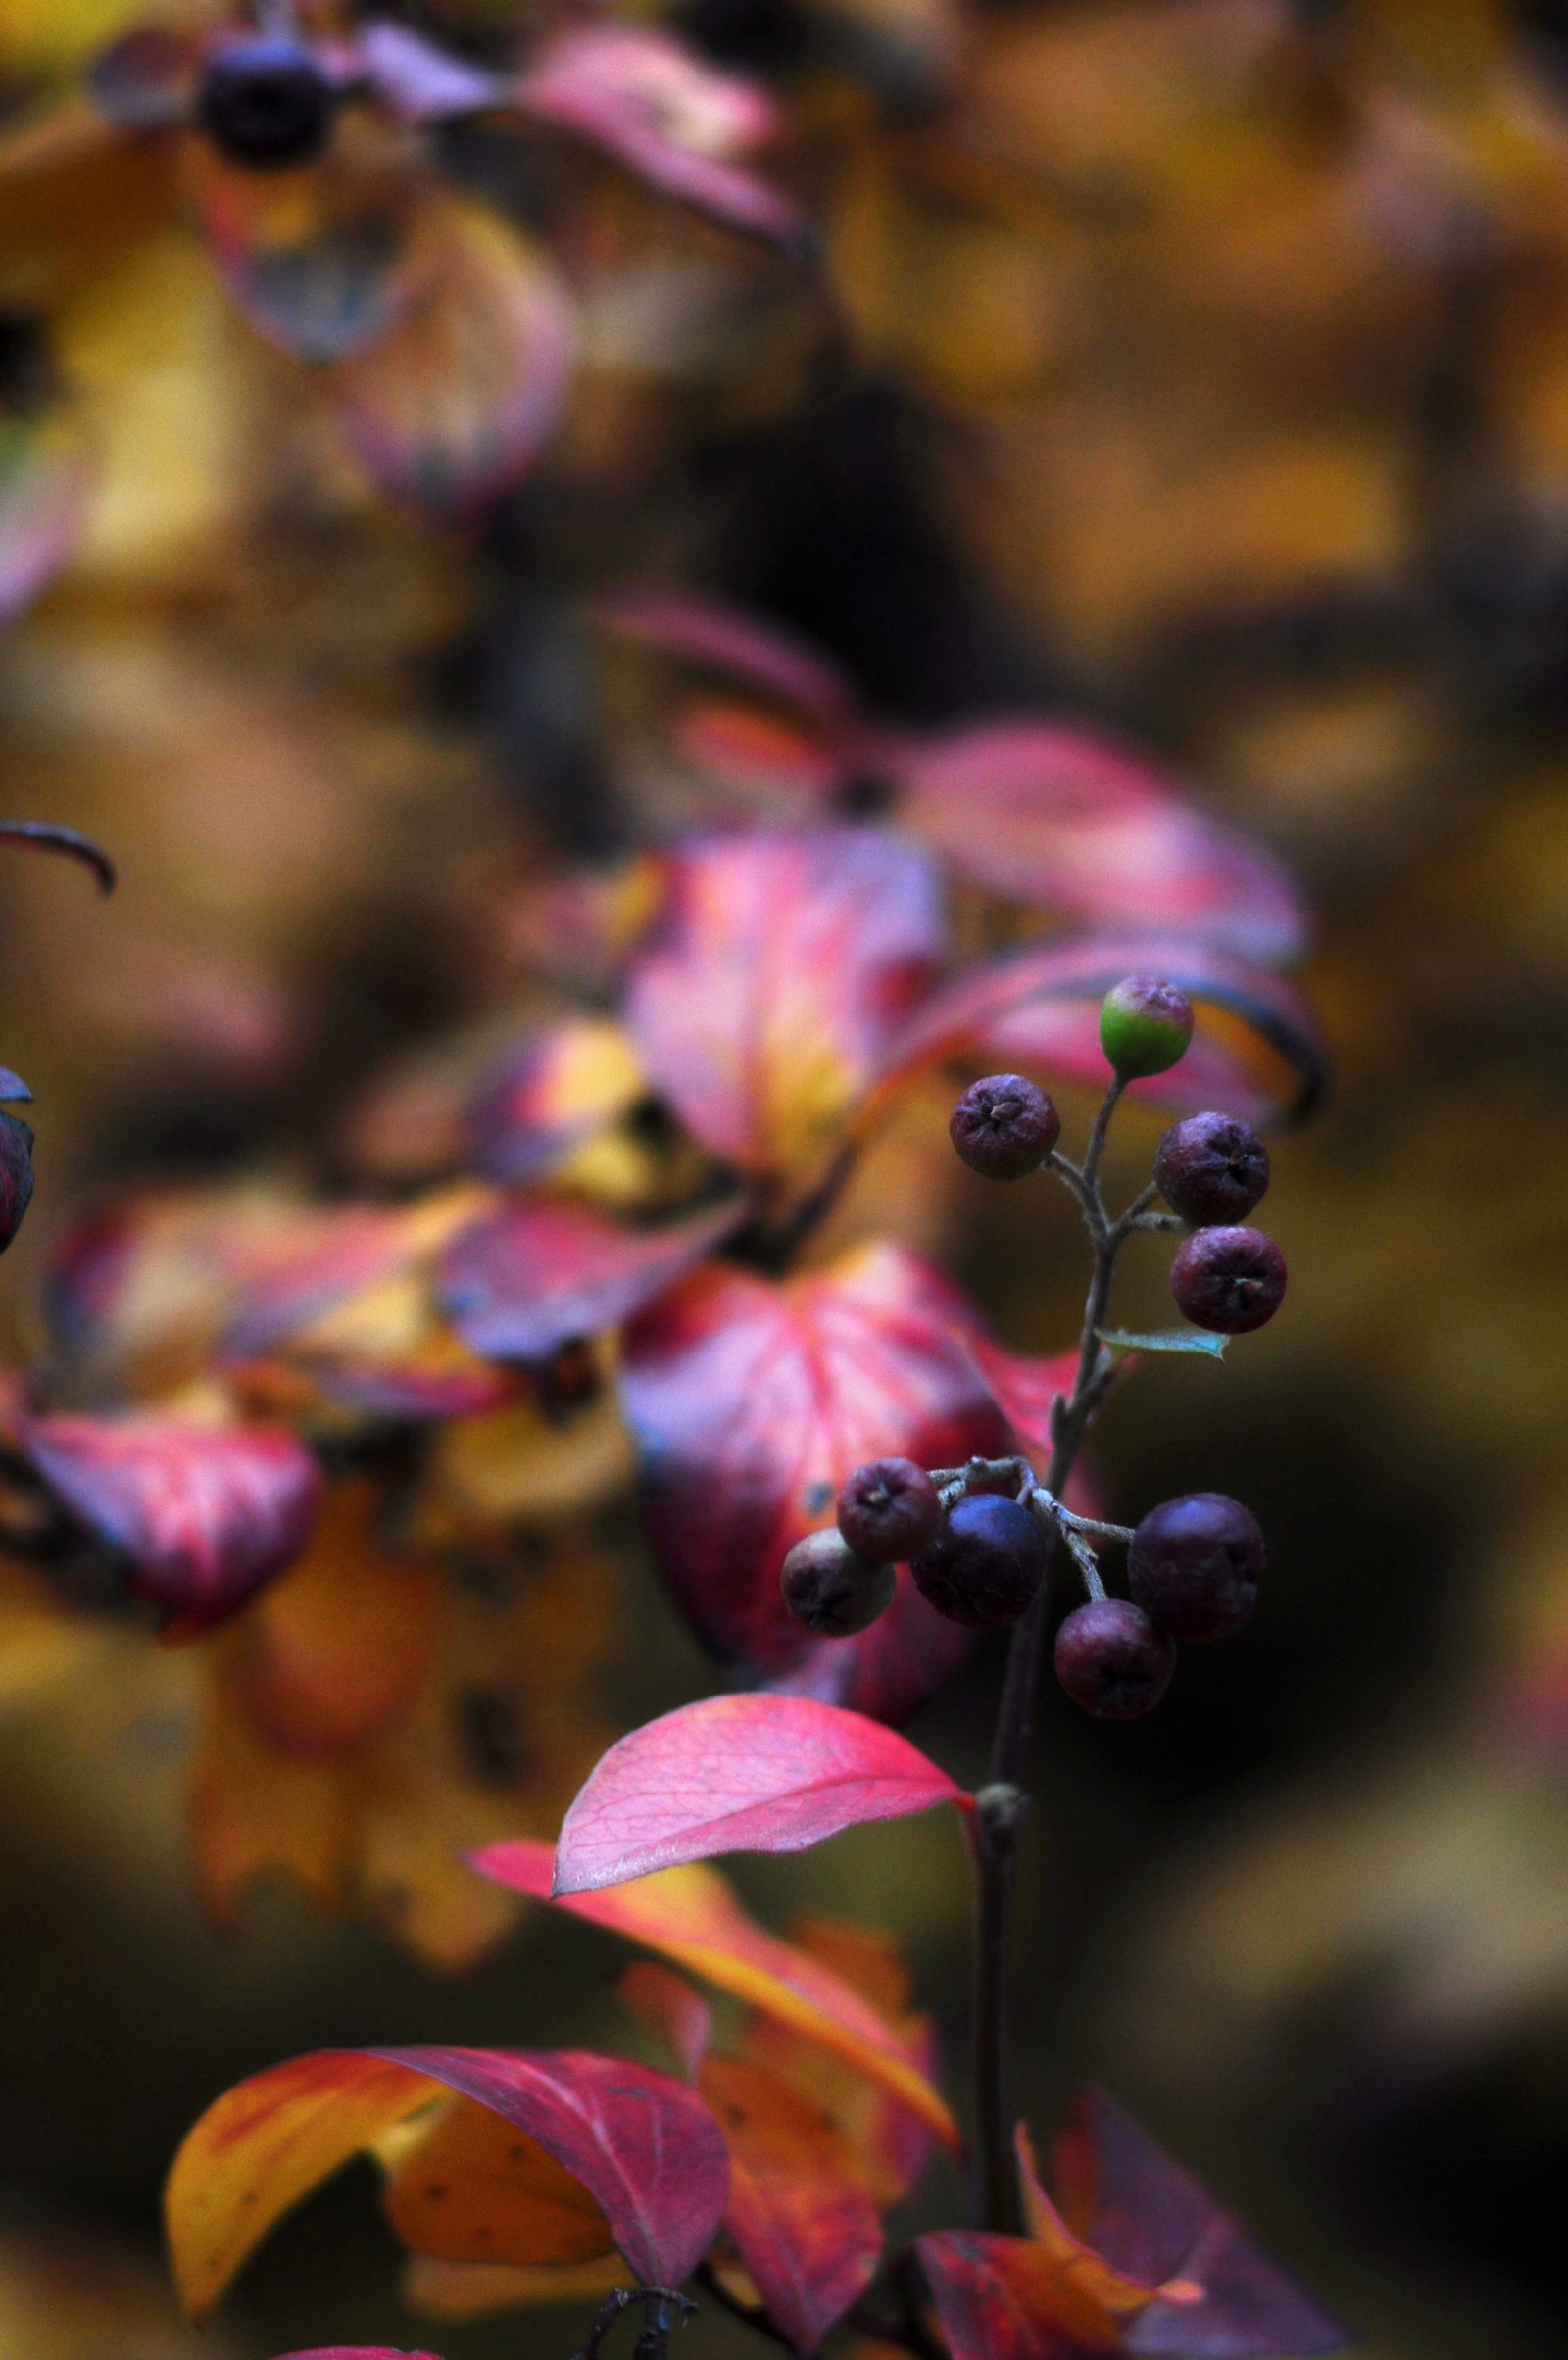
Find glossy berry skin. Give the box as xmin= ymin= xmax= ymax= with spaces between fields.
xmin=1099 ymin=976 xmax=1195 ymax=1079
xmin=1170 ymin=1224 xmax=1287 ymax=1333
xmin=910 ymin=1493 xmax=1047 ymax=1629
xmin=1154 ymin=1111 xmax=1270 ymax=1226
xmin=949 ymin=1074 xmax=1061 ymax=1180
xmin=197 ymin=38 xmax=337 ymax=171
xmin=781 ymin=1528 xmax=896 ymax=1637
xmin=0 ymin=1111 xmax=34 ymax=1254
xmin=1129 ymin=1492 xmax=1263 ymax=1641
xmin=837 ymin=1457 xmax=943 ymax=1563
xmin=1054 ymin=1598 xmax=1175 ymax=1719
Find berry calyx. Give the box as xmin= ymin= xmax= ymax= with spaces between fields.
xmin=1099 ymin=975 xmax=1195 ymax=1079
xmin=197 ymin=37 xmax=337 ymax=171
xmin=1170 ymin=1224 xmax=1287 ymax=1333
xmin=909 ymin=1493 xmax=1047 ymax=1628
xmin=781 ymin=1528 xmax=895 ymax=1637
xmin=837 ymin=1457 xmax=943 ymax=1563
xmin=949 ymin=1073 xmax=1061 ymax=1180
xmin=0 ymin=1111 xmax=33 ymax=1254
xmin=1128 ymin=1492 xmax=1263 ymax=1641
xmin=1154 ymin=1111 xmax=1270 ymax=1226
xmin=1054 ymin=1598 xmax=1175 ymax=1719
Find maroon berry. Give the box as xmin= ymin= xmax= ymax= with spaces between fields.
xmin=837 ymin=1457 xmax=943 ymax=1563
xmin=949 ymin=1074 xmax=1061 ymax=1180
xmin=781 ymin=1528 xmax=895 ymax=1637
xmin=0 ymin=1111 xmax=34 ymax=1254
xmin=1154 ymin=1112 xmax=1270 ymax=1226
xmin=1128 ymin=1492 xmax=1263 ymax=1642
xmin=1054 ymin=1598 xmax=1175 ymax=1719
xmin=1170 ymin=1224 xmax=1286 ymax=1334
xmin=198 ymin=37 xmax=337 ymax=170
xmin=909 ymin=1493 xmax=1047 ymax=1628
xmin=1099 ymin=976 xmax=1195 ymax=1080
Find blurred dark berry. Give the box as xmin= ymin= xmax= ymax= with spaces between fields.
xmin=0 ymin=1112 xmax=34 ymax=1254
xmin=1170 ymin=1224 xmax=1287 ymax=1333
xmin=1054 ymin=1598 xmax=1175 ymax=1719
xmin=1099 ymin=976 xmax=1195 ymax=1079
xmin=1154 ymin=1111 xmax=1270 ymax=1225
xmin=949 ymin=1073 xmax=1061 ymax=1180
xmin=910 ymin=1493 xmax=1046 ymax=1628
xmin=1128 ymin=1492 xmax=1264 ymax=1641
xmin=837 ymin=1456 xmax=943 ymax=1563
xmin=781 ymin=1527 xmax=896 ymax=1637
xmin=197 ymin=38 xmax=337 ymax=170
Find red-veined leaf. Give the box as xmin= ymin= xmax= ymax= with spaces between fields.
xmin=516 ymin=28 xmax=808 ymax=250
xmin=619 ymin=1238 xmax=1008 ymax=1672
xmin=551 ymin=1694 xmax=969 ymax=1892
xmin=20 ymin=1414 xmax=323 ymax=1633
xmin=917 ymin=2231 xmax=1087 ymax=2360
xmin=618 ymin=1960 xmax=713 ymax=2082
xmin=441 ymin=1197 xmax=744 ymax=1365
xmin=1056 ymin=2094 xmax=1348 ymax=2357
xmin=327 ymin=200 xmax=574 ymax=516
xmin=592 ymin=590 xmax=863 ymax=733
xmin=469 ymin=1838 xmax=956 ymax=2144
xmin=702 ymin=2054 xmax=883 ymax=2352
xmin=881 ymin=934 xmax=1327 ymax=1129
xmin=355 ymin=22 xmax=503 ymax=122
xmin=627 ymin=830 xmax=943 ymax=1174
xmin=466 ymin=1016 xmax=650 ymax=1184
xmin=0 ymin=818 xmax=115 ymax=894
xmin=166 ymin=2045 xmax=728 ymax=2316
xmin=888 ymin=724 xmax=1306 ymax=963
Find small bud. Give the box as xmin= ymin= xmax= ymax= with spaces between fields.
xmin=781 ymin=1528 xmax=896 ymax=1637
xmin=1154 ymin=1111 xmax=1270 ymax=1226
xmin=198 ymin=36 xmax=337 ymax=171
xmin=837 ymin=1456 xmax=943 ymax=1563
xmin=949 ymin=1074 xmax=1061 ymax=1180
xmin=1099 ymin=976 xmax=1195 ymax=1080
xmin=910 ymin=1494 xmax=1047 ymax=1628
xmin=1054 ymin=1598 xmax=1175 ymax=1719
xmin=0 ymin=1111 xmax=34 ymax=1254
xmin=1128 ymin=1492 xmax=1263 ymax=1641
xmin=1170 ymin=1224 xmax=1287 ymax=1334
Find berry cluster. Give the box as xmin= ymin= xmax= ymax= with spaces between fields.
xmin=780 ymin=974 xmax=1289 ymax=1721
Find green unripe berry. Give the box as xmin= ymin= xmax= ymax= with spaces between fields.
xmin=1099 ymin=975 xmax=1195 ymax=1080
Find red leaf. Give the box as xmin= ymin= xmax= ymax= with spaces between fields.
xmin=1059 ymin=2095 xmax=1348 ymax=2358
xmin=551 ymin=1694 xmax=969 ymax=1893
xmin=327 ymin=201 xmax=575 ymax=516
xmin=19 ymin=1415 xmax=323 ymax=1632
xmin=592 ymin=591 xmax=862 ymax=733
xmin=917 ymin=2232 xmax=1086 ymax=2360
xmin=618 ymin=1960 xmax=713 ymax=2082
xmin=441 ymin=1197 xmax=744 ymax=1365
xmin=889 ymin=724 xmax=1306 ymax=963
xmin=515 ymin=28 xmax=808 ymax=250
xmin=703 ymin=2054 xmax=883 ymax=2351
xmin=471 ymin=1839 xmax=957 ymax=2144
xmin=628 ymin=830 xmax=943 ymax=1174
xmin=965 ymin=1340 xmax=1079 ymax=1461
xmin=883 ymin=933 xmax=1327 ymax=1128
xmin=466 ymin=1016 xmax=649 ymax=1184
xmin=620 ymin=1238 xmax=1008 ymax=1673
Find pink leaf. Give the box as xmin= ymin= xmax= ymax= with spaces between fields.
xmin=965 ymin=1339 xmax=1079 ymax=1461
xmin=441 ymin=1197 xmax=745 ymax=1365
xmin=626 ymin=829 xmax=944 ymax=1174
xmin=916 ymin=2232 xmax=1085 ymax=2360
xmin=19 ymin=1415 xmax=323 ymax=1633
xmin=466 ymin=1016 xmax=649 ymax=1185
xmin=592 ymin=590 xmax=862 ymax=733
xmin=552 ymin=1694 xmax=969 ymax=1893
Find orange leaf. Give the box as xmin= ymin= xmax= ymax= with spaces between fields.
xmin=382 ymin=2100 xmax=615 ymax=2268
xmin=1012 ymin=2124 xmax=1152 ymax=2350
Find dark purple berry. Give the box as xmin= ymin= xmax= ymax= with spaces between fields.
xmin=1154 ymin=1112 xmax=1270 ymax=1226
xmin=1170 ymin=1224 xmax=1287 ymax=1333
xmin=1054 ymin=1598 xmax=1175 ymax=1719
xmin=949 ymin=1074 xmax=1061 ymax=1180
xmin=0 ymin=1111 xmax=34 ymax=1254
xmin=1128 ymin=1492 xmax=1263 ymax=1641
xmin=197 ymin=37 xmax=337 ymax=171
xmin=909 ymin=1493 xmax=1047 ymax=1629
xmin=781 ymin=1528 xmax=896 ymax=1637
xmin=1099 ymin=976 xmax=1195 ymax=1079
xmin=837 ymin=1457 xmax=943 ymax=1563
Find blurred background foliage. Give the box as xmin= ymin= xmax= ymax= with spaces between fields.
xmin=1 ymin=1 xmax=1568 ymax=2356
